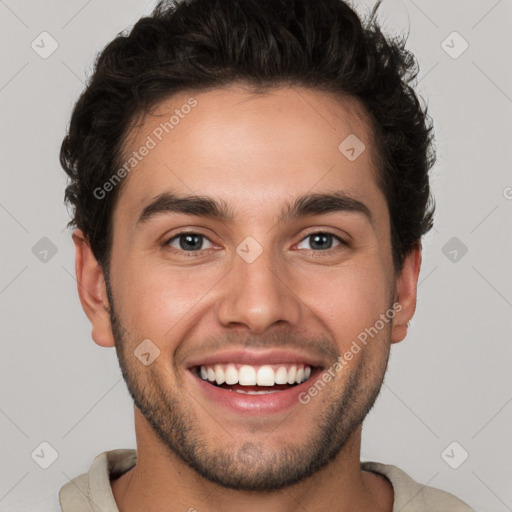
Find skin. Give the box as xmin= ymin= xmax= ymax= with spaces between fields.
xmin=73 ymin=85 xmax=421 ymax=512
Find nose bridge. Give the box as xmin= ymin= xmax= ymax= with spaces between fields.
xmin=215 ymin=236 xmax=302 ymax=333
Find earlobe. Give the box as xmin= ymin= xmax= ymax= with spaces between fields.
xmin=390 ymin=246 xmax=422 ymax=344
xmin=72 ymin=229 xmax=115 ymax=348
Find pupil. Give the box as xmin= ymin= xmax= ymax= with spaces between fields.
xmin=311 ymin=233 xmax=332 ymax=250
xmin=180 ymin=234 xmax=202 ymax=251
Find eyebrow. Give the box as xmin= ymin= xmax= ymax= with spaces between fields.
xmin=136 ymin=190 xmax=374 ymax=227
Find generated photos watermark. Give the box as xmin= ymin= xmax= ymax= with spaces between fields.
xmin=93 ymin=97 xmax=198 ymax=200
xmin=298 ymin=301 xmax=403 ymax=404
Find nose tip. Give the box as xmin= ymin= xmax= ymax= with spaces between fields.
xmin=215 ymin=255 xmax=302 ymax=334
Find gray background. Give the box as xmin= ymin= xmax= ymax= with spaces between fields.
xmin=1 ymin=0 xmax=511 ymax=510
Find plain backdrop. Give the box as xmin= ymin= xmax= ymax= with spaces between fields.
xmin=1 ymin=0 xmax=511 ymax=510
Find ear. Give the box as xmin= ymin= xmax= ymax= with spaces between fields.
xmin=390 ymin=245 xmax=422 ymax=344
xmin=72 ymin=229 xmax=115 ymax=348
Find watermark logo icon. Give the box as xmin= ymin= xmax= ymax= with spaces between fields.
xmin=32 ymin=237 xmax=58 ymax=263
xmin=236 ymin=236 xmax=263 ymax=264
xmin=442 ymin=236 xmax=468 ymax=263
xmin=31 ymin=32 xmax=59 ymax=59
xmin=31 ymin=441 xmax=59 ymax=469
xmin=338 ymin=134 xmax=365 ymax=161
xmin=441 ymin=441 xmax=469 ymax=469
xmin=134 ymin=339 xmax=161 ymax=366
xmin=441 ymin=31 xmax=469 ymax=59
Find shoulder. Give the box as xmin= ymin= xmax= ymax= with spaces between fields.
xmin=59 ymin=449 xmax=137 ymax=511
xmin=362 ymin=461 xmax=476 ymax=512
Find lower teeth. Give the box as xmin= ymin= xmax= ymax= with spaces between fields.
xmin=233 ymin=389 xmax=280 ymax=395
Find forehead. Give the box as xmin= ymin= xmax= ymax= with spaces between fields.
xmin=114 ymin=86 xmax=385 ymax=226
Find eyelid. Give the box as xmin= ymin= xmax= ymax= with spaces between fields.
xmin=164 ymin=230 xmax=217 ymax=250
xmin=162 ymin=224 xmax=217 ymax=241
xmin=295 ymin=231 xmax=348 ymax=250
xmin=296 ymin=226 xmax=350 ymax=244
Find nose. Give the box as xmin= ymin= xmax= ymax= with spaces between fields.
xmin=215 ymin=243 xmax=302 ymax=334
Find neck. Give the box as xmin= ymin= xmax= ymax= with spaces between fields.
xmin=111 ymin=409 xmax=393 ymax=512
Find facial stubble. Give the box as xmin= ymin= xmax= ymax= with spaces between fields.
xmin=105 ymin=277 xmax=391 ymax=492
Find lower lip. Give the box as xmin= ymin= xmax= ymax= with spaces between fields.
xmin=188 ymin=369 xmax=321 ymax=415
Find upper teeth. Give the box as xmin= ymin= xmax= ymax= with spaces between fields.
xmin=199 ymin=364 xmax=312 ymax=386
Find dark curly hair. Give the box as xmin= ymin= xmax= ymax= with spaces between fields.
xmin=61 ymin=0 xmax=436 ymax=274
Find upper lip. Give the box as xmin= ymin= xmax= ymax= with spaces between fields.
xmin=185 ymin=349 xmax=326 ymax=369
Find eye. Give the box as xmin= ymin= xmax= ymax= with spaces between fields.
xmin=165 ymin=232 xmax=215 ymax=252
xmin=296 ymin=232 xmax=345 ymax=251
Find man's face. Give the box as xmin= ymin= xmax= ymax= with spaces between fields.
xmin=104 ymin=86 xmax=402 ymax=490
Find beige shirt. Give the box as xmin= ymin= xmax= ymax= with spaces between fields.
xmin=49 ymin=449 xmax=474 ymax=511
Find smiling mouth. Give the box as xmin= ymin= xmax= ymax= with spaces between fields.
xmin=193 ymin=363 xmax=319 ymax=394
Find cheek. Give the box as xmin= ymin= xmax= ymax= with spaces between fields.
xmin=112 ymin=259 xmax=221 ymax=340
xmin=293 ymin=261 xmax=390 ymax=347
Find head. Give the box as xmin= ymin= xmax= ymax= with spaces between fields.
xmin=63 ymin=0 xmax=435 ymax=492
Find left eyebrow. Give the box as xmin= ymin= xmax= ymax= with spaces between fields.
xmin=276 ymin=191 xmax=374 ymax=227
xmin=136 ymin=190 xmax=374 ymax=227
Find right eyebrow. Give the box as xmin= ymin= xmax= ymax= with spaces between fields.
xmin=136 ymin=192 xmax=235 ymax=226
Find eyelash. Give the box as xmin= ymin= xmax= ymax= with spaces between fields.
xmin=163 ymin=230 xmax=348 ymax=257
